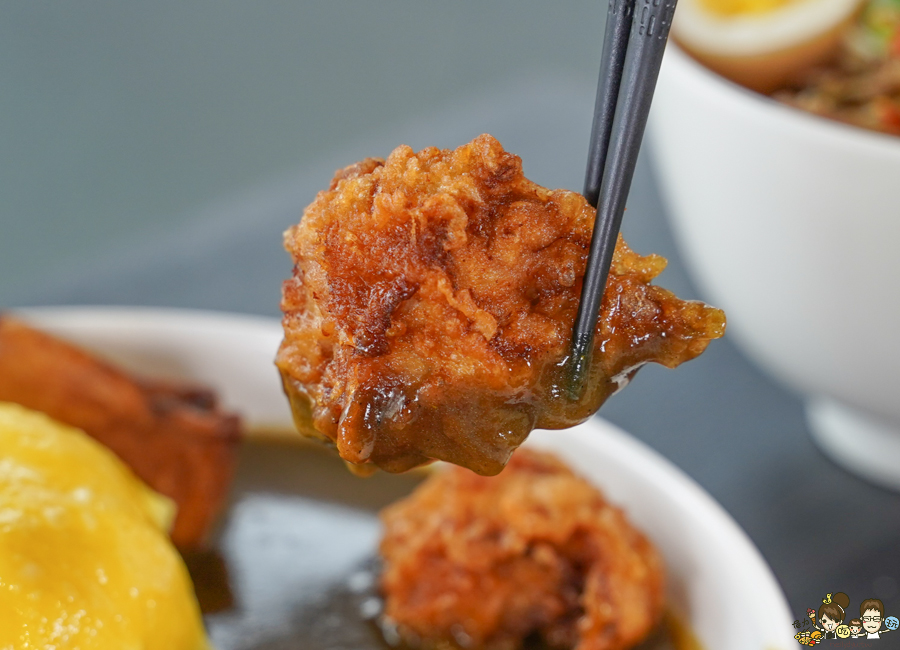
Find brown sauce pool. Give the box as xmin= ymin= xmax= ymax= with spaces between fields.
xmin=188 ymin=435 xmax=701 ymax=650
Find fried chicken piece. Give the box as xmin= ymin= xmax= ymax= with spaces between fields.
xmin=0 ymin=316 xmax=241 ymax=548
xmin=379 ymin=448 xmax=665 ymax=650
xmin=277 ymin=134 xmax=725 ymax=475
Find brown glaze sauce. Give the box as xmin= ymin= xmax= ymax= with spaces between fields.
xmin=277 ymin=135 xmax=725 ymax=475
xmin=195 ymin=436 xmax=702 ymax=650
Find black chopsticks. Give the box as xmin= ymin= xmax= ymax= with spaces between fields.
xmin=568 ymin=0 xmax=679 ymax=398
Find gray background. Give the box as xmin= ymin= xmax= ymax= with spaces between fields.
xmin=1 ymin=1 xmax=603 ymax=300
xmin=4 ymin=1 xmax=899 ymax=638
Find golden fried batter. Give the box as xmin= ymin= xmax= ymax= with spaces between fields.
xmin=379 ymin=448 xmax=665 ymax=650
xmin=0 ymin=317 xmax=241 ymax=548
xmin=277 ymin=134 xmax=725 ymax=475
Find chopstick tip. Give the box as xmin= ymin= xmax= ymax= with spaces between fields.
xmin=565 ymin=333 xmax=594 ymax=401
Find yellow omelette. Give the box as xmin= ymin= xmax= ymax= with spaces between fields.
xmin=0 ymin=402 xmax=209 ymax=649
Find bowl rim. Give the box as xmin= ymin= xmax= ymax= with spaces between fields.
xmin=11 ymin=305 xmax=795 ymax=649
xmin=663 ymin=40 xmax=900 ymax=157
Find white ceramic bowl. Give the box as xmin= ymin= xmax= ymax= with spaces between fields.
xmin=649 ymin=43 xmax=900 ymax=491
xmin=14 ymin=306 xmax=794 ymax=649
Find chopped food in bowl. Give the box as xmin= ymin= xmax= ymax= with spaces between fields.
xmin=674 ymin=0 xmax=900 ymax=135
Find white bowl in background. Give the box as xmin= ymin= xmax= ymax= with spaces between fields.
xmin=649 ymin=43 xmax=900 ymax=491
xmin=14 ymin=306 xmax=794 ymax=650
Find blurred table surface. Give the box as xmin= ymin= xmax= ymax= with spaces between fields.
xmin=5 ymin=2 xmax=900 ymax=636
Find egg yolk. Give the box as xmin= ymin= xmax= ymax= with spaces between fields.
xmin=698 ymin=0 xmax=803 ymax=16
xmin=0 ymin=402 xmax=209 ymax=649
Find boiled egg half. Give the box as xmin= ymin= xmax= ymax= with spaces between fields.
xmin=673 ymin=0 xmax=866 ymax=92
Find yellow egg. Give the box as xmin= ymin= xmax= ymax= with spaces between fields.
xmin=0 ymin=402 xmax=209 ymax=649
xmin=672 ymin=0 xmax=865 ymax=92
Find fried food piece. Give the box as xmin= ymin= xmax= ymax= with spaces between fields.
xmin=0 ymin=316 xmax=240 ymax=548
xmin=277 ymin=134 xmax=725 ymax=475
xmin=379 ymin=448 xmax=665 ymax=650
xmin=0 ymin=402 xmax=210 ymax=649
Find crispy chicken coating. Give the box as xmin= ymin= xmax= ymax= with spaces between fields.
xmin=277 ymin=134 xmax=725 ymax=475
xmin=379 ymin=448 xmax=665 ymax=650
xmin=0 ymin=316 xmax=241 ymax=548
